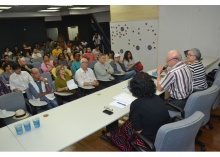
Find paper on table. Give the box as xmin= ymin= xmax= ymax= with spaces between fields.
xmin=113 ymin=93 xmax=136 ymax=104
xmin=45 ymin=93 xmax=55 ymax=100
xmin=110 ymin=100 xmax=128 ymax=108
xmin=67 ymin=79 xmax=78 ymax=90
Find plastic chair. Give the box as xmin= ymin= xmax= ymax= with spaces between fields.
xmin=0 ymin=92 xmax=33 ymax=126
xmin=130 ymin=111 xmax=204 ymax=151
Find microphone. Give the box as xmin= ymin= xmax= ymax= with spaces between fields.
xmin=162 ymin=64 xmax=168 ymax=71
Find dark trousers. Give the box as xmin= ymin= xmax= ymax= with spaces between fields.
xmin=166 ymin=97 xmax=188 ymax=111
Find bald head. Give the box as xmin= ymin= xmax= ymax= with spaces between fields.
xmin=31 ymin=68 xmax=41 ymax=80
xmin=166 ymin=50 xmax=182 ymax=61
xmin=20 ymin=57 xmax=26 ymax=66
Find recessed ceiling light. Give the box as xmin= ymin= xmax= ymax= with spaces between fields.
xmin=47 ymin=7 xmax=60 ymax=10
xmin=0 ymin=7 xmax=12 ymax=9
xmin=69 ymin=7 xmax=90 ymax=10
xmin=38 ymin=10 xmax=59 ymax=12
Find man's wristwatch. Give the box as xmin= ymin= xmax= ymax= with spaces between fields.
xmin=45 ymin=82 xmax=48 ymax=85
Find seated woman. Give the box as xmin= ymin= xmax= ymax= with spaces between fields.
xmin=0 ymin=79 xmax=10 ymax=96
xmin=123 ymin=50 xmax=135 ymax=71
xmin=105 ymin=50 xmax=114 ymax=63
xmin=186 ymin=48 xmax=208 ymax=92
xmin=57 ymin=53 xmax=69 ymax=69
xmin=101 ymin=72 xmax=171 ymax=151
xmin=54 ymin=65 xmax=81 ymax=103
xmin=41 ymin=54 xmax=54 ymax=73
xmin=1 ymin=63 xmax=12 ymax=84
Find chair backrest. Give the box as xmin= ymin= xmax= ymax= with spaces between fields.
xmin=41 ymin=72 xmax=53 ymax=88
xmin=31 ymin=62 xmax=41 ymax=68
xmin=88 ymin=61 xmax=97 ymax=69
xmin=32 ymin=58 xmax=43 ymax=63
xmin=155 ymin=111 xmax=204 ymax=151
xmin=0 ymin=92 xmax=30 ymax=125
xmin=184 ymin=85 xmax=219 ymax=126
xmin=212 ymin=77 xmax=220 ymax=109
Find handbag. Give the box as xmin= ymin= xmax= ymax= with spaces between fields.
xmin=132 ymin=61 xmax=143 ymax=71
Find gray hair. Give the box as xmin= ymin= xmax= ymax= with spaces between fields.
xmin=80 ymin=58 xmax=88 ymax=63
xmin=190 ymin=48 xmax=201 ymax=60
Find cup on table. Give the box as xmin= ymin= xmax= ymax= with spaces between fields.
xmin=32 ymin=117 xmax=40 ymax=128
xmin=14 ymin=123 xmax=23 ymax=135
xmin=152 ymin=70 xmax=157 ymax=77
xmin=23 ymin=120 xmax=31 ymax=132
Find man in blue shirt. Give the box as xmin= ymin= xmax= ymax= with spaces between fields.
xmin=29 ymin=68 xmax=58 ymax=110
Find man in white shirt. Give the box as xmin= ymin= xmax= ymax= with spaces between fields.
xmin=9 ymin=63 xmax=33 ymax=92
xmin=75 ymin=58 xmax=105 ymax=95
xmin=32 ymin=48 xmax=42 ymax=59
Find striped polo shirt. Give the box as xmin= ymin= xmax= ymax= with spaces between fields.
xmin=160 ymin=61 xmax=193 ymax=99
xmin=188 ymin=60 xmax=208 ymax=90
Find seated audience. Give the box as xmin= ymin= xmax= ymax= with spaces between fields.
xmin=13 ymin=46 xmax=21 ymax=57
xmin=3 ymin=55 xmax=14 ymax=66
xmin=51 ymin=60 xmax=72 ymax=78
xmin=0 ymin=79 xmax=10 ymax=96
xmin=29 ymin=68 xmax=58 ymax=110
xmin=4 ymin=47 xmax=13 ymax=59
xmin=101 ymin=72 xmax=171 ymax=151
xmin=41 ymin=54 xmax=54 ymax=73
xmin=75 ymin=58 xmax=105 ymax=95
xmin=185 ymin=48 xmax=208 ymax=92
xmin=23 ymin=51 xmax=32 ymax=63
xmin=52 ymin=45 xmax=62 ymax=57
xmin=57 ymin=53 xmax=69 ymax=69
xmin=83 ymin=46 xmax=96 ymax=62
xmin=94 ymin=53 xmax=118 ymax=87
xmin=105 ymin=50 xmax=114 ymax=63
xmin=9 ymin=63 xmax=33 ymax=92
xmin=71 ymin=52 xmax=81 ymax=74
xmin=54 ymin=65 xmax=82 ymax=103
xmin=32 ymin=48 xmax=42 ymax=59
xmin=19 ymin=57 xmax=34 ymax=74
xmin=123 ymin=50 xmax=135 ymax=71
xmin=110 ymin=53 xmax=136 ymax=81
xmin=157 ymin=50 xmax=193 ymax=109
xmin=63 ymin=48 xmax=71 ymax=61
xmin=92 ymin=44 xmax=101 ymax=59
xmin=1 ymin=63 xmax=12 ymax=84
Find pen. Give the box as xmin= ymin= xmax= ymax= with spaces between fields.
xmin=117 ymin=102 xmax=126 ymax=106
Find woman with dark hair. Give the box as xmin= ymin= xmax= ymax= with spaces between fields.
xmin=57 ymin=53 xmax=69 ymax=68
xmin=41 ymin=54 xmax=54 ymax=73
xmin=105 ymin=50 xmax=115 ymax=63
xmin=123 ymin=50 xmax=135 ymax=71
xmin=101 ymin=72 xmax=170 ymax=151
xmin=1 ymin=63 xmax=12 ymax=84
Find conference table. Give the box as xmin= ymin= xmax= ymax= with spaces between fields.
xmin=1 ymin=55 xmax=219 ymax=151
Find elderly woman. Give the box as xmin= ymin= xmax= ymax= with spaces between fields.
xmin=186 ymin=48 xmax=208 ymax=92
xmin=101 ymin=72 xmax=171 ymax=151
xmin=54 ymin=65 xmax=81 ymax=103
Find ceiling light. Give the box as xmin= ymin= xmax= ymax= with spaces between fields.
xmin=47 ymin=7 xmax=60 ymax=10
xmin=0 ymin=7 xmax=12 ymax=9
xmin=69 ymin=7 xmax=90 ymax=10
xmin=38 ymin=10 xmax=59 ymax=12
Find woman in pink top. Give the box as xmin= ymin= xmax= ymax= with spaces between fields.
xmin=41 ymin=54 xmax=54 ymax=73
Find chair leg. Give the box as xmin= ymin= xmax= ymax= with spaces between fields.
xmin=195 ymin=139 xmax=206 ymax=151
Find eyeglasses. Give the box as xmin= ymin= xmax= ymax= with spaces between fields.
xmin=187 ymin=54 xmax=196 ymax=57
xmin=166 ymin=58 xmax=177 ymax=63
